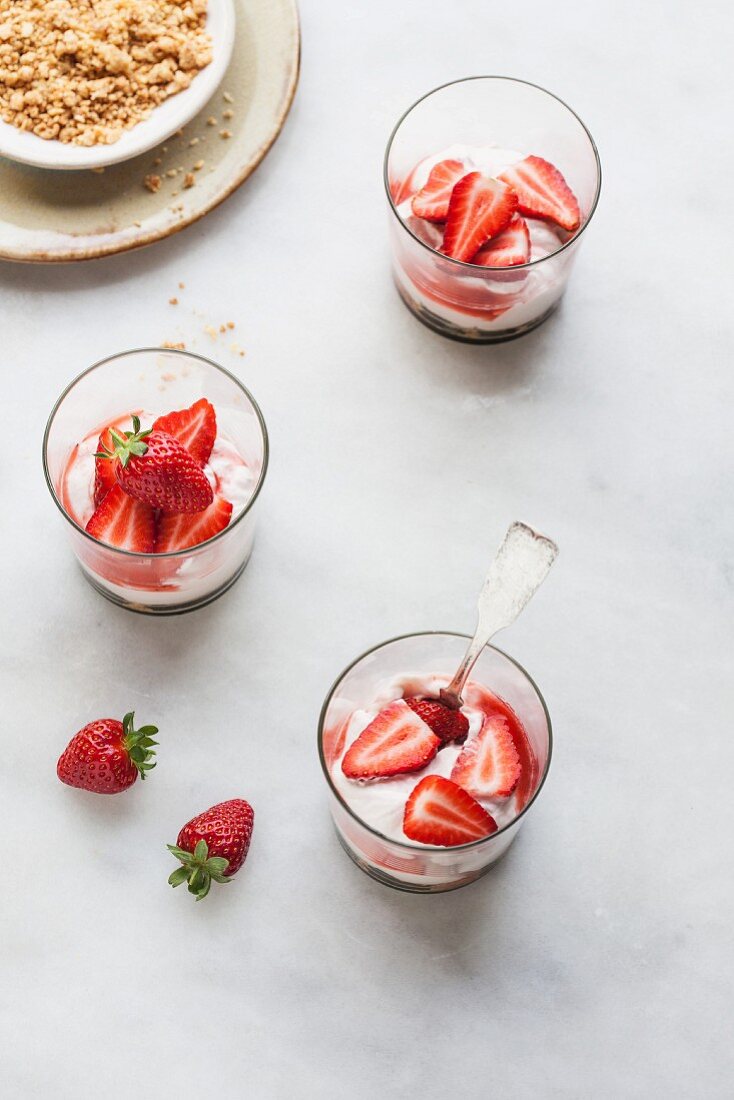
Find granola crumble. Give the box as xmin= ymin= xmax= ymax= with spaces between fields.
xmin=0 ymin=0 xmax=212 ymax=146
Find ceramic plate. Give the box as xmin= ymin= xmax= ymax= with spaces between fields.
xmin=0 ymin=0 xmax=300 ymax=262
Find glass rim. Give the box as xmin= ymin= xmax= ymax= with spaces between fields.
xmin=317 ymin=629 xmax=553 ymax=853
xmin=383 ymin=74 xmax=602 ymax=273
xmin=42 ymin=346 xmax=269 ymax=560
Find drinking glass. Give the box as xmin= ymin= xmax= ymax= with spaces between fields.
xmin=385 ymin=77 xmax=601 ymax=343
xmin=43 ymin=347 xmax=268 ymax=614
xmin=318 ymin=631 xmax=552 ymax=892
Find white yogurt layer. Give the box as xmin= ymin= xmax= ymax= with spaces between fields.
xmin=331 ymin=672 xmax=525 ymax=846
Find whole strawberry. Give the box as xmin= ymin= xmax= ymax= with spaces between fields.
xmin=406 ymin=697 xmax=469 ymax=745
xmin=167 ymin=799 xmax=254 ymax=901
xmin=97 ymin=415 xmax=213 ymax=515
xmin=57 ymin=712 xmax=158 ymax=794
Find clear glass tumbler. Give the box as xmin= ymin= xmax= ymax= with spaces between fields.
xmin=318 ymin=632 xmax=552 ymax=893
xmin=43 ymin=348 xmax=268 ymax=615
xmin=385 ymin=76 xmax=601 ymax=343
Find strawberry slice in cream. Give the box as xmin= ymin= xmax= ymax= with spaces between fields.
xmin=326 ymin=671 xmax=539 ymax=848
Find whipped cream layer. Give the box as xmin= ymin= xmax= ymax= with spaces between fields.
xmin=329 ymin=672 xmax=538 ymax=847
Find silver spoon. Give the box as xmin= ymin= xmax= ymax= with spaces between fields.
xmin=439 ymin=521 xmax=559 ymax=710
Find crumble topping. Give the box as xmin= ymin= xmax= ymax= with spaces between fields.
xmin=0 ymin=0 xmax=212 ymax=145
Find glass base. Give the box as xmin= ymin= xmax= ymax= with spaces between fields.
xmin=78 ymin=554 xmax=251 ymax=615
xmin=335 ymin=826 xmax=508 ymax=894
xmin=395 ymin=281 xmax=561 ymax=344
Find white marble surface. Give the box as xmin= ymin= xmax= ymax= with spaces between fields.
xmin=1 ymin=2 xmax=732 ymax=1097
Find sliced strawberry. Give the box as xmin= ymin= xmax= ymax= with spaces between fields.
xmin=152 ymin=398 xmax=217 ymax=466
xmin=405 ymin=697 xmax=469 ymax=744
xmin=341 ymin=700 xmax=440 ymax=780
xmin=94 ymin=428 xmax=118 ymax=507
xmin=498 ymin=155 xmax=580 ymax=232
xmin=441 ymin=173 xmax=518 ymax=263
xmin=85 ymin=485 xmax=156 ymax=553
xmin=473 ymin=214 xmax=531 ymax=268
xmin=403 ymin=775 xmax=497 ymax=846
xmin=450 ymin=715 xmax=521 ymax=799
xmin=411 ymin=159 xmax=469 ymax=222
xmin=155 ymin=495 xmax=233 ymax=552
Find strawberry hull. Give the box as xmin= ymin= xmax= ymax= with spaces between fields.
xmin=319 ymin=633 xmax=552 ymax=892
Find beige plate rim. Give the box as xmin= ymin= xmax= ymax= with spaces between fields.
xmin=0 ymin=0 xmax=301 ymax=264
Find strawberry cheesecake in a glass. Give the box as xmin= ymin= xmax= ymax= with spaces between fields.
xmin=43 ymin=348 xmax=268 ymax=614
xmin=385 ymin=77 xmax=601 ymax=343
xmin=319 ymin=631 xmax=551 ymax=892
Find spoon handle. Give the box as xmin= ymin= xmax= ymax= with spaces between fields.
xmin=439 ymin=522 xmax=559 ymax=709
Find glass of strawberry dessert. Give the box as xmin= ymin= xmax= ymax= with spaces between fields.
xmin=43 ymin=348 xmax=268 ymax=614
xmin=385 ymin=76 xmax=601 ymax=343
xmin=319 ymin=632 xmax=552 ymax=892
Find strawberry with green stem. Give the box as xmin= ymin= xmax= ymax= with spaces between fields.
xmin=96 ymin=415 xmax=213 ymax=515
xmin=57 ymin=711 xmax=158 ymax=794
xmin=167 ymin=799 xmax=254 ymax=901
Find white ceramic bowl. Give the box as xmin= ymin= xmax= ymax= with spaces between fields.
xmin=0 ymin=0 xmax=235 ymax=171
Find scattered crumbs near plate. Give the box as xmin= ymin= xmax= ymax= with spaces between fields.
xmin=166 ymin=168 xmax=178 ymax=178
xmin=178 ymin=282 xmax=185 ymax=289
xmin=223 ymin=109 xmax=234 ymax=120
xmin=161 ymin=372 xmax=177 ymax=382
xmin=223 ymin=92 xmax=234 ymax=103
xmin=219 ymin=130 xmax=232 ymax=140
xmin=144 ymin=174 xmax=161 ymax=193
xmin=153 ymin=157 xmax=162 ymax=166
xmin=206 ymin=116 xmax=217 ymax=127
xmin=227 ymin=321 xmax=235 ymax=330
xmin=204 ymin=324 xmax=218 ymax=340
xmin=189 ymin=137 xmax=200 ymax=147
xmin=90 ymin=166 xmax=105 ymax=174
xmin=219 ymin=324 xmax=226 ymax=333
xmin=133 ymin=220 xmax=141 ymax=227
xmin=161 ymin=341 xmax=186 ymax=351
xmin=169 ymin=297 xmax=179 ymax=306
xmin=193 ymin=159 xmax=204 ymax=170
xmin=183 ymin=173 xmax=195 ymax=189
